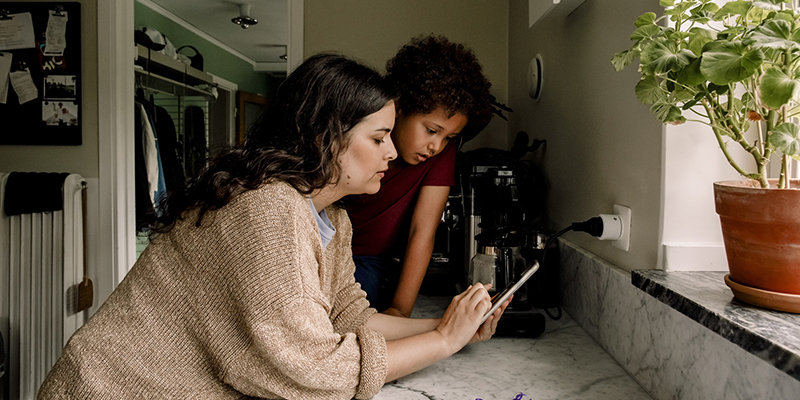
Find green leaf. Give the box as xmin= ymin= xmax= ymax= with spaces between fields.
xmin=612 ymin=49 xmax=639 ymax=71
xmin=689 ymin=9 xmax=715 ymax=24
xmin=635 ymin=75 xmax=664 ymax=105
xmin=672 ymin=86 xmax=697 ymax=102
xmin=688 ymin=27 xmax=716 ymax=56
xmin=748 ymin=20 xmax=800 ymax=50
xmin=721 ymin=97 xmax=744 ymax=114
xmin=718 ymin=26 xmax=747 ymax=37
xmin=747 ymin=6 xmax=771 ymax=23
xmin=769 ymin=122 xmax=800 ymax=156
xmin=690 ymin=3 xmax=719 ymax=24
xmin=676 ymin=57 xmax=706 ymax=86
xmin=714 ymin=1 xmax=751 ymax=19
xmin=696 ymin=1 xmax=720 ymax=12
xmin=753 ymin=0 xmax=789 ymax=11
xmin=634 ymin=12 xmax=658 ymax=28
xmin=699 ymin=42 xmax=764 ymax=85
xmin=667 ymin=0 xmax=696 ymax=16
xmin=740 ymin=92 xmax=755 ymax=108
xmin=660 ymin=0 xmax=675 ymax=6
xmin=708 ymin=82 xmax=730 ymax=96
xmin=652 ymin=102 xmax=687 ymax=124
xmin=759 ymin=67 xmax=800 ymax=109
xmin=641 ymin=38 xmax=695 ymax=75
xmin=631 ymin=24 xmax=662 ymax=41
xmin=772 ymin=10 xmax=796 ymax=23
xmin=668 ymin=30 xmax=691 ymax=41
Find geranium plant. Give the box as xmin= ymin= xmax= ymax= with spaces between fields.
xmin=613 ymin=0 xmax=800 ymax=188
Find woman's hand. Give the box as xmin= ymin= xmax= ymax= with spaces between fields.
xmin=435 ymin=283 xmax=492 ymax=354
xmin=470 ymin=295 xmax=512 ymax=344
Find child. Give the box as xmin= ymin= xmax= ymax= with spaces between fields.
xmin=348 ymin=35 xmax=495 ymax=317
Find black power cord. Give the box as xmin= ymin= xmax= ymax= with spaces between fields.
xmin=538 ymin=225 xmax=572 ymax=320
xmin=538 ymin=216 xmax=612 ymax=320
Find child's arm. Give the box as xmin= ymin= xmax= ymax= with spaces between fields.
xmin=383 ymin=185 xmax=450 ymax=317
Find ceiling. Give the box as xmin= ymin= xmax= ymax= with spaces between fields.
xmin=148 ymin=0 xmax=288 ymax=73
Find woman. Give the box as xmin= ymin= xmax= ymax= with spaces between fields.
xmin=348 ymin=35 xmax=495 ymax=317
xmin=38 ymin=54 xmax=507 ymax=400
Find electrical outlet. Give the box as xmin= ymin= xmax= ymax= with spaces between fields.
xmin=612 ymin=204 xmax=631 ymax=252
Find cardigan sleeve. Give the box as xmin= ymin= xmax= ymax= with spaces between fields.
xmin=330 ymin=255 xmax=377 ymax=334
xmin=226 ymin=297 xmax=387 ymax=400
xmin=327 ymin=207 xmax=379 ymax=334
xmin=217 ymin=186 xmax=387 ymax=400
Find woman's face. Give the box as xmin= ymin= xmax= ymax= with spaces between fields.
xmin=391 ymin=106 xmax=468 ymax=165
xmin=338 ymin=101 xmax=397 ymax=195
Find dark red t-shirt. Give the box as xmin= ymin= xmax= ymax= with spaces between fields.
xmin=348 ymin=141 xmax=456 ymax=258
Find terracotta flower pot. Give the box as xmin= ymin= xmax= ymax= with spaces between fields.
xmin=714 ymin=179 xmax=800 ymax=296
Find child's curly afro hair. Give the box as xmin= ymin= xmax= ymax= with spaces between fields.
xmin=386 ymin=35 xmax=495 ymax=144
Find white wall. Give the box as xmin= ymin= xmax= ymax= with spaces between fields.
xmin=304 ymin=0 xmax=510 ymax=151
xmin=660 ymin=122 xmax=747 ymax=271
xmin=508 ymin=0 xmax=663 ymax=271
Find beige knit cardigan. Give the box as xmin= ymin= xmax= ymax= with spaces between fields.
xmin=38 ymin=182 xmax=388 ymax=399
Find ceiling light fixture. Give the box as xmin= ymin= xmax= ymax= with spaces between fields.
xmin=232 ymin=4 xmax=258 ymax=29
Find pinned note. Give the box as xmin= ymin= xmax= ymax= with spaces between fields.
xmin=0 ymin=52 xmax=12 ymax=104
xmin=44 ymin=10 xmax=68 ymax=56
xmin=0 ymin=12 xmax=36 ymax=51
xmin=10 ymin=68 xmax=37 ymax=104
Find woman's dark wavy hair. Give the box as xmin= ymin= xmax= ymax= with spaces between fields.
xmin=148 ymin=53 xmax=396 ymax=234
xmin=386 ymin=34 xmax=494 ymax=144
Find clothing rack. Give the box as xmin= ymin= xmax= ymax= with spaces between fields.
xmin=135 ymin=44 xmax=217 ymax=100
xmin=149 ymin=93 xmax=209 ymax=172
xmin=134 ymin=41 xmax=213 ymax=180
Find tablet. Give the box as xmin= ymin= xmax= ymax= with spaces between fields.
xmin=481 ymin=260 xmax=540 ymax=323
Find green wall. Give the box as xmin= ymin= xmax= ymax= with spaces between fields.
xmin=134 ymin=2 xmax=272 ymax=95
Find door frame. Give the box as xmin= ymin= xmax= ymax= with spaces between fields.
xmin=97 ymin=0 xmax=136 ymax=287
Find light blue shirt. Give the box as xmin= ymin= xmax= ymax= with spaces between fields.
xmin=309 ymin=198 xmax=336 ymax=250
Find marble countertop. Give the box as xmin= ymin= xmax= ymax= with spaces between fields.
xmin=374 ymin=295 xmax=652 ymax=400
xmin=631 ymin=270 xmax=800 ymax=382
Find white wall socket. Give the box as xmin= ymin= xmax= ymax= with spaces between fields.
xmin=612 ymin=204 xmax=631 ymax=252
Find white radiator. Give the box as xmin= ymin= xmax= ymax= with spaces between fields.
xmin=0 ymin=173 xmax=87 ymax=400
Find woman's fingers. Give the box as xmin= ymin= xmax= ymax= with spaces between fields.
xmin=465 ymin=283 xmax=491 ymax=303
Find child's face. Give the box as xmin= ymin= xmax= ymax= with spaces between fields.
xmin=392 ymin=107 xmax=468 ymax=165
xmin=338 ymin=101 xmax=397 ymax=195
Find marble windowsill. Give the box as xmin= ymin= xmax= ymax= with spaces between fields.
xmin=631 ymin=270 xmax=800 ymax=382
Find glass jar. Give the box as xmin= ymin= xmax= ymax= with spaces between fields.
xmin=469 ymin=246 xmax=498 ymax=294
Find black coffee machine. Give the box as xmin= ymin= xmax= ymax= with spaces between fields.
xmin=459 ymin=147 xmax=553 ymax=338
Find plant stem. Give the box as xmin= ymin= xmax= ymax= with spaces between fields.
xmin=780 ymin=155 xmax=787 ymax=188
xmin=703 ymin=100 xmax=766 ymax=186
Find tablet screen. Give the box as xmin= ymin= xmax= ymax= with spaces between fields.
xmin=481 ymin=260 xmax=540 ymax=323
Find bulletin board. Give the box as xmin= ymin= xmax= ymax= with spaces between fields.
xmin=0 ymin=3 xmax=81 ymax=145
